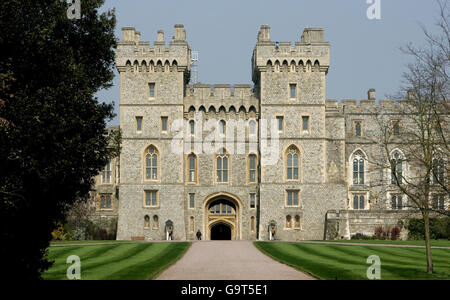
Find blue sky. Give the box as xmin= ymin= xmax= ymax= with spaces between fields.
xmin=97 ymin=0 xmax=444 ymax=126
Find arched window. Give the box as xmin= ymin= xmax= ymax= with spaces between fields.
xmin=286 ymin=215 xmax=292 ymax=228
xmin=216 ymin=149 xmax=229 ymax=183
xmin=432 ymin=157 xmax=445 ymax=185
xmin=391 ymin=195 xmax=403 ymax=210
xmin=153 ymin=215 xmax=159 ymax=229
xmin=145 ymin=146 xmax=158 ymax=180
xmin=352 ymin=151 xmax=365 ymax=185
xmin=249 ymin=120 xmax=256 ymax=135
xmin=353 ymin=195 xmax=365 ymax=210
xmin=390 ymin=151 xmax=403 ymax=184
xmin=286 ymin=146 xmax=299 ymax=180
xmin=188 ymin=153 xmax=197 ymax=183
xmin=249 ymin=154 xmax=257 ymax=183
xmin=251 ymin=216 xmax=255 ymax=232
xmin=189 ymin=120 xmax=195 ymax=135
xmin=144 ymin=215 xmax=150 ymax=228
xmin=219 ymin=120 xmax=226 ymax=135
xmin=355 ymin=121 xmax=362 ymax=137
xmin=294 ymin=215 xmax=300 ymax=228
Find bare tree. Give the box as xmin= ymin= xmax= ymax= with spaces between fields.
xmin=374 ymin=0 xmax=449 ymax=274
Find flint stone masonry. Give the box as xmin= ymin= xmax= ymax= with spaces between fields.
xmin=94 ymin=24 xmax=449 ymax=241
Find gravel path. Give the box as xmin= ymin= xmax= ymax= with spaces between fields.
xmin=156 ymin=241 xmax=315 ymax=280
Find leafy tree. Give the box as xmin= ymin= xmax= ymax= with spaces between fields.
xmin=0 ymin=0 xmax=116 ymax=279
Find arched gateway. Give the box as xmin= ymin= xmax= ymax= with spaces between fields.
xmin=203 ymin=192 xmax=242 ymax=240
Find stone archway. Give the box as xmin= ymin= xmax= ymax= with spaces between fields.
xmin=203 ymin=192 xmax=242 ymax=240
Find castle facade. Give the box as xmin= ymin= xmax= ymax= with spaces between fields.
xmin=91 ymin=25 xmax=447 ymax=241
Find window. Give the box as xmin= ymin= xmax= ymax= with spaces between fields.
xmin=219 ymin=120 xmax=226 ymax=135
xmin=432 ymin=157 xmax=445 ymax=185
xmin=391 ymin=195 xmax=403 ymax=210
xmin=432 ymin=194 xmax=445 ymax=210
xmin=101 ymin=160 xmax=112 ymax=184
xmin=99 ymin=194 xmax=112 ymax=209
xmin=390 ymin=152 xmax=403 ymax=184
xmin=152 ymin=215 xmax=159 ymax=229
xmin=161 ymin=117 xmax=168 ymax=132
xmin=352 ymin=152 xmax=365 ymax=185
xmin=216 ymin=150 xmax=229 ymax=183
xmin=189 ymin=193 xmax=195 ymax=209
xmin=286 ymin=190 xmax=299 ymax=207
xmin=353 ymin=194 xmax=365 ymax=210
xmin=145 ymin=146 xmax=158 ymax=180
xmin=249 ymin=120 xmax=256 ymax=136
xmin=290 ymin=84 xmax=296 ymax=99
xmin=136 ymin=116 xmax=143 ymax=133
xmin=393 ymin=121 xmax=400 ymax=136
xmin=294 ymin=215 xmax=300 ymax=229
xmin=251 ymin=216 xmax=255 ymax=232
xmin=249 ymin=154 xmax=257 ymax=183
xmin=286 ymin=215 xmax=292 ymax=228
xmin=188 ymin=153 xmax=197 ymax=183
xmin=149 ymin=83 xmax=155 ymax=98
xmin=286 ymin=146 xmax=299 ymax=180
xmin=354 ymin=121 xmax=362 ymax=137
xmin=250 ymin=193 xmax=256 ymax=209
xmin=209 ymin=203 xmax=234 ymax=215
xmin=144 ymin=190 xmax=158 ymax=207
xmin=302 ymin=116 xmax=309 ymax=132
xmin=277 ymin=116 xmax=284 ymax=132
xmin=144 ymin=215 xmax=150 ymax=228
xmin=189 ymin=120 xmax=195 ymax=135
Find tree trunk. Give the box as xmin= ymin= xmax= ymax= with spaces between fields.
xmin=423 ymin=210 xmax=434 ymax=274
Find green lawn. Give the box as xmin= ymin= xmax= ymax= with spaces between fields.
xmin=44 ymin=242 xmax=191 ymax=280
xmin=50 ymin=240 xmax=135 ymax=246
xmin=317 ymin=239 xmax=450 ymax=247
xmin=254 ymin=242 xmax=450 ymax=280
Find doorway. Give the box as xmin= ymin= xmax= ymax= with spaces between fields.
xmin=210 ymin=223 xmax=231 ymax=240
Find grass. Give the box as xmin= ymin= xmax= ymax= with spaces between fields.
xmin=43 ymin=242 xmax=191 ymax=280
xmin=316 ymin=239 xmax=450 ymax=247
xmin=50 ymin=240 xmax=136 ymax=246
xmin=254 ymin=242 xmax=450 ymax=280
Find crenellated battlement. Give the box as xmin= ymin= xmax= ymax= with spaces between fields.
xmin=116 ymin=25 xmax=191 ymax=73
xmin=252 ymin=26 xmax=330 ymax=82
xmin=325 ymin=89 xmax=450 ymax=112
xmin=183 ymin=84 xmax=258 ymax=114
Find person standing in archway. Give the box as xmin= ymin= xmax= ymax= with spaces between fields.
xmin=196 ymin=229 xmax=202 ymax=240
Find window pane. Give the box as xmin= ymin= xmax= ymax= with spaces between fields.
xmin=217 ymin=157 xmax=222 ymax=170
xmin=152 ymin=168 xmax=157 ymax=179
xmin=293 ymin=154 xmax=298 ymax=167
xmin=293 ymin=167 xmax=298 ymax=180
xmin=288 ymin=192 xmax=292 ymax=206
xmin=359 ymin=159 xmax=364 ymax=184
xmin=360 ymin=196 xmax=364 ymax=210
xmin=162 ymin=117 xmax=168 ymax=131
xmin=250 ymin=194 xmax=255 ymax=208
xmin=146 ymin=192 xmax=151 ymax=206
xmin=189 ymin=155 xmax=195 ymax=169
xmin=189 ymin=194 xmax=194 ymax=208
xmin=302 ymin=116 xmax=309 ymax=131
xmin=106 ymin=195 xmax=111 ymax=208
xmin=355 ymin=122 xmax=361 ymax=136
xmin=136 ymin=117 xmax=142 ymax=131
xmin=222 ymin=204 xmax=226 ymax=213
xmin=223 ymin=157 xmax=228 ymax=169
xmin=152 ymin=192 xmax=157 ymax=206
xmin=149 ymin=83 xmax=155 ymax=97
xmin=250 ymin=121 xmax=255 ymax=134
xmin=294 ymin=192 xmax=298 ymax=206
xmin=250 ymin=156 xmax=255 ymax=169
xmin=353 ymin=196 xmax=358 ymax=209
xmin=288 ymin=154 xmax=292 ymax=167
xmin=278 ymin=117 xmax=283 ymax=131
xmin=217 ymin=170 xmax=222 ymax=182
xmin=250 ymin=170 xmax=255 ymax=182
xmin=190 ymin=121 xmax=195 ymax=134
xmin=398 ymin=196 xmax=402 ymax=209
xmin=290 ymin=84 xmax=296 ymax=98
xmin=223 ymin=170 xmax=228 ymax=182
xmin=227 ymin=205 xmax=231 ymax=213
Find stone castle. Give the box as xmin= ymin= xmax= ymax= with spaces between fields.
xmin=90 ymin=24 xmax=447 ymax=241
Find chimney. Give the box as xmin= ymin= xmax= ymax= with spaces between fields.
xmin=157 ymin=30 xmax=164 ymax=42
xmin=407 ymin=89 xmax=415 ymax=100
xmin=174 ymin=24 xmax=186 ymax=41
xmin=368 ymin=89 xmax=376 ymax=100
xmin=258 ymin=25 xmax=270 ymax=42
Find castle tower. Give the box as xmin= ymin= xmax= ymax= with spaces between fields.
xmin=115 ymin=25 xmax=191 ymax=240
xmin=252 ymin=26 xmax=346 ymax=240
